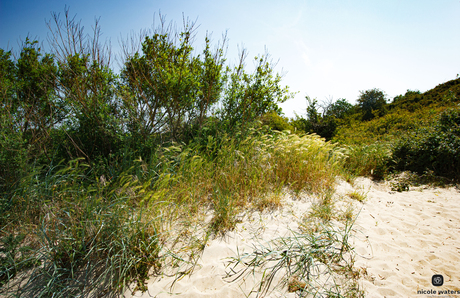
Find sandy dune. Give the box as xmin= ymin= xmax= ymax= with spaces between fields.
xmin=125 ymin=178 xmax=460 ymax=297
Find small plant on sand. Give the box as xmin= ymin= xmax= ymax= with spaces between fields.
xmin=347 ymin=191 xmax=367 ymax=202
xmin=390 ymin=180 xmax=410 ymax=192
xmin=309 ymin=193 xmax=335 ymax=222
xmin=225 ymin=219 xmax=363 ymax=298
xmin=336 ymin=203 xmax=356 ymax=223
xmin=388 ymin=171 xmax=420 ymax=192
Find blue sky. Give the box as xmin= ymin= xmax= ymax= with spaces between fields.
xmin=1 ymin=0 xmax=459 ymax=117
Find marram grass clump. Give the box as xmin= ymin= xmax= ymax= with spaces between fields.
xmin=1 ymin=159 xmax=164 ymax=297
xmin=225 ymin=217 xmax=364 ymax=298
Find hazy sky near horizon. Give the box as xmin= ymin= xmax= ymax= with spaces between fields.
xmin=1 ymin=0 xmax=459 ymax=117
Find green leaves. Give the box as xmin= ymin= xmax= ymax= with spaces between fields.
xmin=391 ymin=108 xmax=460 ymax=180
xmin=16 ymin=39 xmax=59 ymax=134
xmin=1 ymin=9 xmax=296 ymax=204
xmin=357 ymin=88 xmax=387 ymax=121
xmin=0 ymin=40 xmax=59 ymax=192
xmin=121 ymin=25 xmax=226 ymax=141
xmin=120 ymin=18 xmax=293 ymax=142
xmin=220 ymin=52 xmax=295 ymax=132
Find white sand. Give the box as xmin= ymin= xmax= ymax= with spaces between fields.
xmin=125 ymin=178 xmax=460 ymax=297
xmin=348 ymin=178 xmax=460 ymax=297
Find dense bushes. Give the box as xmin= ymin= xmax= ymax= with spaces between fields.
xmin=290 ymin=97 xmax=351 ymax=141
xmin=391 ymin=108 xmax=460 ymax=180
xmin=0 ymin=11 xmax=294 ymax=193
xmin=258 ymin=111 xmax=293 ymax=132
xmin=357 ymin=88 xmax=387 ymax=121
xmin=332 ymin=79 xmax=460 ymax=181
xmin=389 ymin=78 xmax=460 ymax=111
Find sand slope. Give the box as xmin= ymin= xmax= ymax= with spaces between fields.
xmin=125 ymin=178 xmax=460 ymax=297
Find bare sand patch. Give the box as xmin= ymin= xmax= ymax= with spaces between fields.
xmin=348 ymin=178 xmax=460 ymax=297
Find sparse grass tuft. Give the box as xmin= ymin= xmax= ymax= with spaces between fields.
xmin=347 ymin=191 xmax=367 ymax=202
xmin=309 ymin=193 xmax=335 ymax=222
xmin=225 ymin=218 xmax=363 ymax=297
xmin=342 ymin=204 xmax=356 ymax=222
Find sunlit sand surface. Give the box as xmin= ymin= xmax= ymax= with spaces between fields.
xmin=350 ymin=178 xmax=460 ymax=297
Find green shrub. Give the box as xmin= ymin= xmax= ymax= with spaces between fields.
xmin=391 ymin=108 xmax=460 ymax=180
xmin=0 ymin=115 xmax=28 ymax=193
xmin=259 ymin=111 xmax=293 ymax=132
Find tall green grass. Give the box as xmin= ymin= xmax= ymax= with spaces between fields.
xmin=1 ymin=129 xmax=348 ymax=297
xmin=342 ymin=143 xmax=391 ymax=180
xmin=1 ymin=159 xmax=164 ymax=297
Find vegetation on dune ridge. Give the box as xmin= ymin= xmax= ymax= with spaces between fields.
xmin=0 ymin=130 xmax=346 ymax=297
xmin=1 ymin=7 xmax=459 ymax=297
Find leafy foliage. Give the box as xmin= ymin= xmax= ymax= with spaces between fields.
xmin=389 ymin=78 xmax=460 ymax=111
xmin=3 ymin=6 xmax=460 ymax=297
xmin=357 ymin=88 xmax=387 ymax=120
xmin=391 ymin=108 xmax=460 ymax=180
xmin=291 ymin=97 xmax=353 ymax=140
xmin=0 ymin=40 xmax=59 ymax=192
xmin=325 ymin=98 xmax=353 ymax=119
xmin=334 ymin=79 xmax=460 ymax=181
xmin=219 ymin=51 xmax=295 ymax=133
xmin=120 ymin=18 xmax=226 ymax=142
xmin=0 ymin=9 xmax=304 ymax=296
xmin=258 ymin=111 xmax=293 ymax=132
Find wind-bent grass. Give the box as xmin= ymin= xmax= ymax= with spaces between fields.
xmin=0 ymin=129 xmax=350 ymax=297
xmin=347 ymin=190 xmax=367 ymax=203
xmin=1 ymin=160 xmax=165 ymax=297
